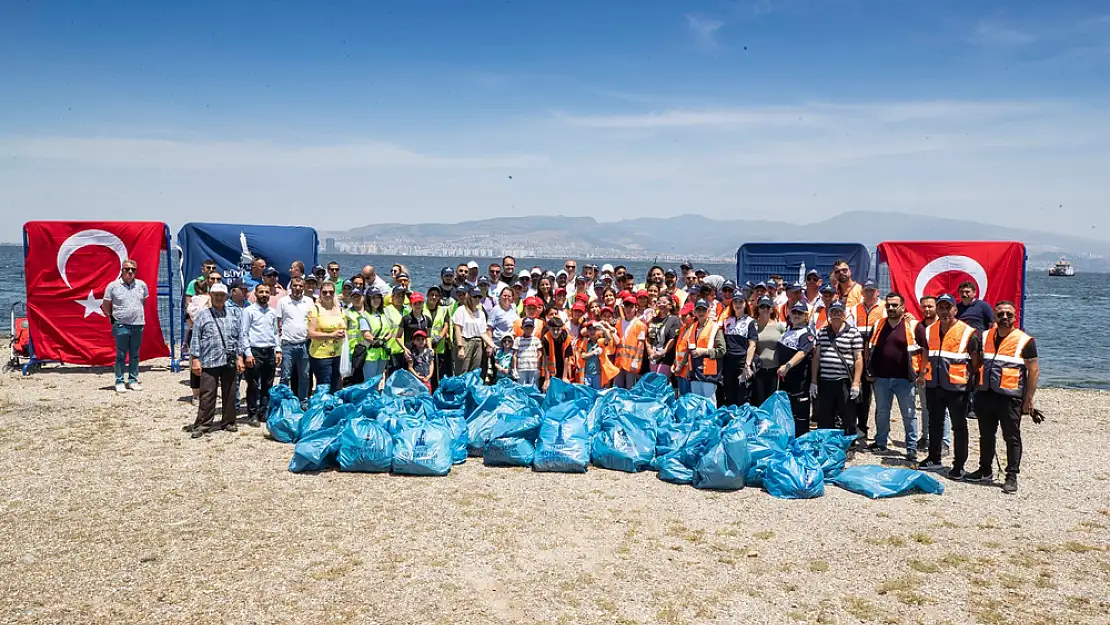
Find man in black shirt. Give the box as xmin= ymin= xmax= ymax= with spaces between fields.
xmin=955 ymin=281 xmax=995 ymax=332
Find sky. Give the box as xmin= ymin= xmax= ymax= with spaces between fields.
xmin=2 ymin=0 xmax=1109 ymax=243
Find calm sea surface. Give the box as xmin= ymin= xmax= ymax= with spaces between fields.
xmin=2 ymin=247 xmax=1104 ymax=390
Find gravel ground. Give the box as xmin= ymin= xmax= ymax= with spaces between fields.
xmin=1 ymin=361 xmax=1109 ymax=625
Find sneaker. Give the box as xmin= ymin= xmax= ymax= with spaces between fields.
xmin=115 ymin=383 xmax=128 ymax=394
xmin=1002 ymin=475 xmax=1018 ymax=494
xmin=190 ymin=428 xmax=205 ymax=439
xmin=223 ymin=423 xmax=239 ymax=433
xmin=127 ymin=381 xmax=143 ymax=391
xmin=867 ymin=442 xmax=888 ymax=453
xmin=964 ymin=469 xmax=994 ymax=483
xmin=245 ymin=416 xmax=261 ymax=428
xmin=905 ymin=451 xmax=918 ymax=465
xmin=919 ymin=459 xmax=943 ymax=470
xmin=947 ymin=467 xmax=965 ymax=480
xmin=917 ymin=436 xmax=928 ymax=449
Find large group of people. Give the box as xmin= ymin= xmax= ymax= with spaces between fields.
xmin=103 ymin=254 xmax=1040 ymax=493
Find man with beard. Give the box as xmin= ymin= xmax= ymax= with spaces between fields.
xmin=968 ymin=301 xmax=1038 ymax=494
xmin=241 ymin=283 xmax=282 ymax=427
xmin=501 ymin=255 xmax=517 ymax=285
xmin=833 ymin=259 xmax=863 ymax=310
xmin=360 ymin=265 xmax=390 ymax=294
xmin=920 ymin=294 xmax=979 ymax=477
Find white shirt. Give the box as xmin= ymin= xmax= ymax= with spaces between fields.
xmin=452 ymin=306 xmax=488 ymax=339
xmin=513 ymin=335 xmax=543 ymax=372
xmin=276 ymin=294 xmax=315 ymax=343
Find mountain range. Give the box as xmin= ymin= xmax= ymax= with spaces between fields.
xmin=324 ymin=211 xmax=1110 ymax=270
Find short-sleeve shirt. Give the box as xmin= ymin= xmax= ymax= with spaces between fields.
xmin=487 ymin=305 xmax=519 ymax=342
xmin=400 ymin=312 xmax=431 ymax=346
xmin=777 ymin=326 xmax=815 ymax=394
xmin=720 ymin=315 xmax=758 ymax=357
xmin=452 ymin=306 xmax=488 ymax=340
xmin=956 ymin=299 xmax=995 ymax=331
xmin=104 ymin=278 xmax=149 ymax=325
xmin=409 ymin=345 xmax=434 ymax=378
xmin=514 ymin=335 xmax=543 ymax=372
xmin=815 ymin=324 xmax=864 ymax=380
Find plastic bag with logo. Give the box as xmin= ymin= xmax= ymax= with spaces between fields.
xmin=739 ymin=406 xmax=792 ymax=487
xmin=693 ymin=420 xmax=751 ymax=491
xmin=289 ymin=424 xmax=343 ymax=473
xmin=762 ymin=449 xmax=826 ymax=499
xmin=590 ymin=405 xmax=658 ymax=473
xmin=794 ymin=429 xmax=856 ymax=479
xmin=466 ymin=393 xmax=540 ymax=457
xmin=533 ymin=399 xmax=591 ymax=473
xmin=832 ymin=465 xmax=945 ymax=499
xmin=391 ymin=420 xmax=453 ymax=476
xmin=757 ymin=391 xmax=796 ymax=441
xmin=384 ymin=369 xmax=431 ymax=399
xmin=375 ymin=396 xmax=435 ymax=436
xmin=483 ymin=393 xmax=543 ymax=467
xmin=337 ymin=417 xmax=394 ymax=473
xmin=265 ymin=384 xmax=303 ymax=444
xmin=657 ymin=421 xmax=719 ymax=484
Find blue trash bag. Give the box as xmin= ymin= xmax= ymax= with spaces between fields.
xmin=762 ymin=449 xmax=826 ymax=499
xmin=433 ymin=375 xmax=470 ymax=410
xmin=484 ymin=437 xmax=536 ymax=467
xmin=794 ymin=429 xmax=856 ymax=479
xmin=335 ymin=374 xmax=382 ymax=405
xmin=676 ymin=394 xmax=718 ymax=425
xmin=631 ymin=372 xmax=675 ymax=406
xmin=438 ymin=408 xmax=469 ymax=464
xmin=590 ymin=400 xmax=659 ymax=473
xmin=542 ymin=377 xmax=598 ymax=410
xmin=337 ymin=417 xmax=394 ymax=473
xmin=653 ymin=416 xmax=695 ymax=471
xmin=463 ymin=371 xmax=496 ymax=417
xmin=833 ymin=465 xmax=945 ymax=499
xmin=384 ymin=370 xmax=431 ymax=398
xmin=533 ymin=399 xmax=591 ymax=473
xmin=466 ymin=393 xmax=540 ymax=457
xmin=740 ymin=406 xmax=792 ymax=486
xmin=289 ymin=424 xmax=343 ymax=473
xmin=392 ymin=421 xmax=453 ymax=476
xmin=657 ymin=421 xmax=719 ymax=484
xmin=758 ymin=391 xmax=796 ymax=441
xmin=693 ymin=420 xmax=751 ymax=490
xmin=299 ymin=397 xmax=353 ymax=440
xmin=265 ymin=385 xmax=303 ymax=444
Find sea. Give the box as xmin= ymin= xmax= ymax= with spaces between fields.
xmin=2 ymin=246 xmax=1105 ymax=390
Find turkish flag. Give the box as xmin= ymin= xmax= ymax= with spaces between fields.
xmin=24 ymin=221 xmax=171 ymax=365
xmin=877 ymin=241 xmax=1026 ymax=324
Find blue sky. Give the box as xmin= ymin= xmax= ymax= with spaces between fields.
xmin=2 ymin=0 xmax=1109 ymax=242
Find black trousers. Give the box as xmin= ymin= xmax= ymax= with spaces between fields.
xmin=856 ymin=378 xmax=874 ymax=436
xmin=789 ymin=392 xmax=812 ymax=438
xmin=245 ymin=346 xmax=276 ymax=419
xmin=434 ymin=350 xmax=453 ymax=392
xmin=975 ymin=391 xmax=1023 ymax=476
xmin=816 ymin=378 xmax=857 ymax=436
xmin=749 ymin=368 xmax=779 ymax=407
xmin=925 ymin=387 xmax=969 ymax=468
xmin=194 ymin=365 xmax=238 ymax=430
xmin=721 ymin=355 xmax=750 ymax=407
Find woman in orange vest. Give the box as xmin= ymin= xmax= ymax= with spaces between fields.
xmin=613 ymin=296 xmax=648 ymax=389
xmin=672 ymin=301 xmax=697 ymax=396
xmin=680 ymin=298 xmax=725 ymax=406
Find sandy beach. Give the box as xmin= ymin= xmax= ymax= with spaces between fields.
xmin=1 ymin=360 xmax=1108 ymax=624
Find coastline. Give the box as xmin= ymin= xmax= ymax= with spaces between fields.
xmin=1 ymin=361 xmax=1108 ymax=623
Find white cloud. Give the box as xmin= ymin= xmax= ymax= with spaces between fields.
xmin=971 ymin=21 xmax=1037 ymax=47
xmin=685 ymin=14 xmax=724 ymax=50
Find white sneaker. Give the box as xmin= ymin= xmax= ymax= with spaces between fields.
xmin=128 ymin=382 xmax=143 ymax=391
xmin=115 ymin=383 xmax=128 ymax=394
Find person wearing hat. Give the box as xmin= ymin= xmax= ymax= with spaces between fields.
xmin=405 ymin=329 xmax=435 ymax=392
xmin=513 ymin=296 xmax=546 ymax=337
xmin=477 ymin=276 xmax=495 ymax=315
xmin=750 ymin=296 xmax=788 ymax=406
xmin=716 ymin=280 xmax=738 ymax=323
xmin=397 ymin=291 xmax=431 ymax=363
xmin=467 ymin=260 xmax=480 ymax=286
xmin=672 ymin=301 xmax=698 ymax=395
xmin=776 ymin=301 xmax=817 ymax=436
xmin=611 ymin=295 xmax=648 ymax=389
xmin=552 ymin=287 xmax=569 ymax=317
xmin=775 ymin=282 xmax=802 ymax=323
xmin=340 ymin=286 xmax=368 ymax=386
xmin=802 ymin=269 xmax=822 ymax=308
xmin=423 ymin=286 xmax=453 ymax=388
xmin=303 ymin=274 xmax=320 ymax=298
xmin=513 ymin=317 xmax=544 ymax=388
xmin=719 ymin=289 xmax=758 ymax=406
xmin=226 ymin=278 xmax=250 ymax=309
xmin=516 ymin=273 xmax=534 ymax=299
xmin=188 ymin=282 xmax=246 ymax=438
xmin=359 ymin=286 xmax=391 ymax=383
xmin=312 ymin=264 xmax=327 ymax=281
xmin=571 ymin=321 xmax=618 ymax=389
xmin=768 ymin=275 xmax=787 ymax=307
xmin=438 ymin=267 xmax=458 ymax=305
xmin=453 ymin=285 xmax=497 ymax=376
xmin=850 ymin=279 xmax=884 ymax=438
xmin=812 ymin=284 xmax=839 ymax=332
xmin=863 ymin=292 xmax=929 ymax=463
xmin=539 ymin=315 xmax=573 ymax=388
xmin=677 ymin=298 xmax=725 ymax=405
xmin=567 ymin=301 xmax=587 ymax=339
xmin=918 ymin=294 xmax=980 ymax=474
xmin=383 ymin=285 xmax=410 ymax=375
xmin=252 ymin=267 xmax=286 ymax=306
xmin=572 ymin=274 xmax=591 ymax=302
xmin=395 ymin=272 xmax=412 ymax=295
xmin=811 ymin=300 xmax=863 ymax=439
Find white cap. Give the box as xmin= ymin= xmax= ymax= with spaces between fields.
xmin=209 ymin=283 xmax=228 ymax=294
xmin=556 ymin=269 xmax=567 ymax=278
xmin=467 ymin=261 xmax=479 ymax=269
xmin=601 ymin=263 xmax=614 ymax=273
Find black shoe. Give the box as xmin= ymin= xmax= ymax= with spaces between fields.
xmin=905 ymin=451 xmax=917 ymax=466
xmin=245 ymin=416 xmax=261 ymax=428
xmin=1002 ymin=475 xmax=1018 ymax=494
xmin=190 ymin=428 xmax=205 ymax=439
xmin=917 ymin=437 xmax=928 ymax=449
xmin=964 ymin=469 xmax=994 ymax=483
xmin=223 ymin=423 xmax=239 ymax=432
xmin=967 ymin=411 xmax=977 ymax=420
xmin=867 ymin=442 xmax=888 ymax=453
xmin=947 ymin=467 xmax=965 ymax=480
xmin=919 ymin=459 xmax=943 ymax=470
xmin=182 ymin=423 xmax=197 ymax=433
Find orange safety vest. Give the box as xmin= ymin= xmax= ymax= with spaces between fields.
xmin=924 ymin=320 xmax=975 ymax=391
xmin=614 ymin=317 xmax=647 ymax=372
xmin=677 ymin=320 xmax=719 ymax=379
xmin=513 ymin=317 xmax=545 ymax=338
xmin=979 ymin=328 xmax=1032 ymax=398
xmin=541 ymin=330 xmax=570 ymax=378
xmin=573 ymin=336 xmax=619 ymax=386
xmin=813 ymin=305 xmax=829 ymax=332
xmin=868 ymin=317 xmax=924 ymax=376
xmin=852 ymin=301 xmax=885 ymax=334
xmin=673 ymin=320 xmax=695 ymax=379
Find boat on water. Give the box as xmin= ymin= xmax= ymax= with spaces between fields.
xmin=1049 ymin=257 xmax=1075 ymax=277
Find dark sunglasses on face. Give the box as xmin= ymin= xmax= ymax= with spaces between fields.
xmin=997 ymin=312 xmax=1015 ymax=319
xmin=885 ymin=303 xmax=901 ymax=308
xmin=321 ymin=291 xmax=335 ymax=296
xmin=122 ymin=267 xmax=136 ymax=273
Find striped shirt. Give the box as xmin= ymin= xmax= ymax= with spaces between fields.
xmin=814 ymin=323 xmax=863 ymax=381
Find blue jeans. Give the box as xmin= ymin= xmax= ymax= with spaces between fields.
xmin=310 ymin=355 xmax=341 ymax=392
xmin=112 ymin=323 xmax=143 ymax=384
xmin=677 ymin=376 xmax=692 ymax=396
xmin=689 ymin=381 xmax=718 ymax=407
xmin=919 ymin=391 xmax=952 ymax=447
xmin=362 ymin=358 xmax=387 ymax=382
xmin=518 ymin=369 xmax=540 ymax=388
xmin=585 ymin=373 xmax=602 ymax=390
xmin=873 ymin=377 xmax=919 ymax=453
xmin=280 ymin=341 xmax=311 ymax=401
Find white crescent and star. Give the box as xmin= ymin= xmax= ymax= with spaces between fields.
xmin=55 ymin=229 xmax=131 ymax=318
xmin=914 ymin=255 xmax=988 ymax=302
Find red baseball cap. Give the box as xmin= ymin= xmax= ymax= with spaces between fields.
xmin=680 ymin=302 xmax=695 ymax=316
xmin=524 ymin=296 xmax=542 ymax=308
xmin=618 ymin=290 xmax=632 ymax=300
xmin=554 ymin=287 xmax=567 ymax=296
xmin=601 ymin=306 xmax=614 ymax=315
xmin=413 ymin=330 xmax=427 ymax=339
xmin=409 ymin=292 xmax=425 ymax=304
xmin=574 ymin=293 xmax=589 ymax=302
xmin=622 ymin=296 xmax=637 ymax=306
xmin=636 ymin=290 xmax=649 ymax=299
xmin=572 ymin=302 xmax=587 ymax=312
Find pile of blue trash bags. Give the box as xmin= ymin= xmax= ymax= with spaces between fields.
xmin=266 ymin=371 xmax=945 ymax=500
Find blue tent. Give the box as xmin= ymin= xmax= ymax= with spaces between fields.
xmin=735 ymin=243 xmax=871 ymax=285
xmin=176 ymin=222 xmax=318 ymax=289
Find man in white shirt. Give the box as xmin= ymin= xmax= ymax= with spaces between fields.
xmin=275 ymin=276 xmax=314 ymax=404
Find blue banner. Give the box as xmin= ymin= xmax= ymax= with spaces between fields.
xmin=735 ymin=242 xmax=871 ymax=285
xmin=176 ymin=222 xmax=318 ymax=289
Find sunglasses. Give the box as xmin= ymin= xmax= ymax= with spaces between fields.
xmin=806 ymin=276 xmax=819 ymax=281
xmin=122 ymin=267 xmax=137 ymax=273
xmin=321 ymin=291 xmax=335 ymax=296
xmin=565 ymin=264 xmax=576 ymax=269
xmin=997 ymin=312 xmax=1015 ymax=319
xmin=885 ymin=303 xmax=901 ymax=308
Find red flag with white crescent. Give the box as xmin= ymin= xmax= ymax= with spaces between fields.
xmin=23 ymin=221 xmax=171 ymax=365
xmin=877 ymin=241 xmax=1026 ymax=325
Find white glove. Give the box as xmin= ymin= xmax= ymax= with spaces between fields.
xmin=810 ymin=383 xmax=819 ymax=399
xmin=850 ymin=385 xmax=860 ymax=400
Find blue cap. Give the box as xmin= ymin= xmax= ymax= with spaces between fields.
xmin=754 ymin=281 xmax=767 ymax=290
xmin=863 ymin=280 xmax=877 ymax=290
xmin=478 ymin=276 xmax=490 ymax=285
xmin=348 ymin=287 xmax=365 ymax=297
xmin=694 ymin=299 xmax=710 ymax=309
xmin=522 ymin=317 xmax=536 ymax=327
xmin=787 ymin=281 xmax=803 ymax=291
xmin=791 ymin=302 xmax=808 ymax=313
xmin=829 ymin=301 xmax=846 ymax=311
xmin=392 ymin=284 xmax=408 ymax=294
xmin=722 ymin=279 xmax=737 ymax=291
xmin=469 ymin=285 xmax=483 ymax=297
xmin=937 ymin=294 xmax=957 ymax=306
xmin=757 ymin=296 xmax=773 ymax=308
xmin=262 ymin=267 xmax=279 ymax=277
xmin=441 ymin=266 xmax=454 ymax=277
xmin=819 ymin=284 xmax=836 ymax=294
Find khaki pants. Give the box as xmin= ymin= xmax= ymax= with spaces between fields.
xmin=455 ymin=338 xmax=485 ymax=374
